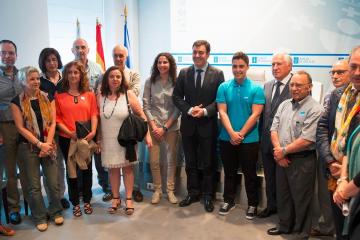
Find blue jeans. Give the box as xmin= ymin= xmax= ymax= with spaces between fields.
xmin=19 ymin=144 xmax=62 ymax=224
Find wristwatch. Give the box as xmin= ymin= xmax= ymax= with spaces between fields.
xmin=282 ymin=146 xmax=287 ymax=156
xmin=162 ymin=125 xmax=168 ymax=132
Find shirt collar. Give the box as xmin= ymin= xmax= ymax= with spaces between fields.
xmin=276 ymin=72 xmax=292 ymax=85
xmin=0 ymin=66 xmax=18 ymax=77
xmin=231 ymin=77 xmax=249 ymax=86
xmin=41 ymin=70 xmax=62 ymax=81
xmin=194 ymin=63 xmax=208 ymax=73
xmin=291 ymin=95 xmax=311 ymax=108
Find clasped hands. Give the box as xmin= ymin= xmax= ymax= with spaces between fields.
xmin=38 ymin=142 xmax=56 ymax=158
xmin=230 ymin=132 xmax=244 ymax=145
xmin=152 ymin=125 xmax=165 ymax=142
xmin=190 ymin=104 xmax=205 ymax=118
xmin=273 ymin=146 xmax=290 ymax=167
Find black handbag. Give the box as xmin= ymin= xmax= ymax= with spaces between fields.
xmin=75 ymin=121 xmax=91 ymax=139
xmin=117 ymin=92 xmax=148 ymax=161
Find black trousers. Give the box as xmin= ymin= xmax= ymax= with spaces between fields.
xmin=58 ymin=136 xmax=92 ymax=206
xmin=219 ymin=141 xmax=259 ymax=206
xmin=261 ymin=146 xmax=277 ymax=210
xmin=182 ymin=132 xmax=217 ymax=198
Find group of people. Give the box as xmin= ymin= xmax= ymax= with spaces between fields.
xmin=0 ymin=38 xmax=359 ymax=240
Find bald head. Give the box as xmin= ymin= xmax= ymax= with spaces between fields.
xmin=330 ymin=59 xmax=350 ymax=88
xmin=72 ymin=38 xmax=89 ymax=63
xmin=272 ymin=53 xmax=292 ymax=81
xmin=112 ymin=45 xmax=128 ymax=69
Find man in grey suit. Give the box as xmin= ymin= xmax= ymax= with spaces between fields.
xmin=173 ymin=40 xmax=224 ymax=212
xmin=258 ymin=53 xmax=292 ymax=218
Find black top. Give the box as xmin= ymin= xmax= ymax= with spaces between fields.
xmin=40 ymin=75 xmax=63 ymax=99
xmin=11 ymin=94 xmax=53 ymax=143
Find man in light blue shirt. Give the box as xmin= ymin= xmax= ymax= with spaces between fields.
xmin=216 ymin=51 xmax=265 ymax=219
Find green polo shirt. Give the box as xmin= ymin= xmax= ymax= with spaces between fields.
xmin=216 ymin=77 xmax=265 ymax=143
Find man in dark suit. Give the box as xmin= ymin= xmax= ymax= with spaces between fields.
xmin=258 ymin=53 xmax=292 ymax=218
xmin=173 ymin=40 xmax=224 ymax=212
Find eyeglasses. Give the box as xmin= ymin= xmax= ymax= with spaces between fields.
xmin=0 ymin=51 xmax=16 ymax=56
xmin=329 ymin=70 xmax=348 ymax=76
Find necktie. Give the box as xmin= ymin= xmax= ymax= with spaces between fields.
xmin=271 ymin=81 xmax=282 ymax=110
xmin=195 ymin=69 xmax=203 ymax=93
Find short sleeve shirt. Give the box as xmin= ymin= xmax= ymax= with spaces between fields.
xmin=216 ymin=78 xmax=265 ymax=143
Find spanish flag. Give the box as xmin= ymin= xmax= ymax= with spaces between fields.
xmin=96 ymin=18 xmax=106 ymax=72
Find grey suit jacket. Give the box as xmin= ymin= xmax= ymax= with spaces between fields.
xmin=260 ymin=76 xmax=292 ymax=152
xmin=172 ymin=64 xmax=224 ymax=137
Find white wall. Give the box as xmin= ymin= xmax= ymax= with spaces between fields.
xmin=138 ymin=0 xmax=171 ymax=92
xmin=0 ymin=0 xmax=50 ymax=68
xmin=168 ymin=0 xmax=360 ymax=96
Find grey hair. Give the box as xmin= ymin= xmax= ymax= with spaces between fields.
xmin=272 ymin=52 xmax=293 ymax=67
xmin=18 ymin=66 xmax=40 ymax=87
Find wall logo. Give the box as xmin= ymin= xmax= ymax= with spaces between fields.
xmin=293 ymin=57 xmax=299 ymax=64
xmin=252 ymin=57 xmax=257 ymax=63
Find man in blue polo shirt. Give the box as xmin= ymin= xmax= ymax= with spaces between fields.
xmin=216 ymin=51 xmax=265 ymax=219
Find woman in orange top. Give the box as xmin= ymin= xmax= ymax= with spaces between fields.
xmin=55 ymin=61 xmax=98 ymax=217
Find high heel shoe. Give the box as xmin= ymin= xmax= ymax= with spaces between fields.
xmin=108 ymin=197 xmax=121 ymax=214
xmin=125 ymin=198 xmax=134 ymax=215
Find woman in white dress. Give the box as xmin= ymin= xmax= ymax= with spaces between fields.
xmin=97 ymin=66 xmax=152 ymax=215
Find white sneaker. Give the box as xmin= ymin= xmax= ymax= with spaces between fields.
xmin=167 ymin=191 xmax=178 ymax=204
xmin=151 ymin=191 xmax=162 ymax=204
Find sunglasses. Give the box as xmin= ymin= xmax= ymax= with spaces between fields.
xmin=74 ymin=96 xmax=78 ymax=104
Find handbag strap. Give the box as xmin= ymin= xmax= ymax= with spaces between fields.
xmin=124 ymin=91 xmax=132 ymax=115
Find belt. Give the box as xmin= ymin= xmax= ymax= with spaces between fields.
xmin=287 ymin=150 xmax=316 ymax=158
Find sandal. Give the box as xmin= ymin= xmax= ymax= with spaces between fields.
xmin=0 ymin=225 xmax=15 ymax=236
xmin=72 ymin=205 xmax=82 ymax=217
xmin=124 ymin=198 xmax=134 ymax=215
xmin=108 ymin=197 xmax=121 ymax=214
xmin=84 ymin=203 xmax=93 ymax=215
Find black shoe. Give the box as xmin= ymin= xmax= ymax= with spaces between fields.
xmin=204 ymin=198 xmax=214 ymax=212
xmin=178 ymin=195 xmax=199 ymax=207
xmin=102 ymin=193 xmax=113 ymax=202
xmin=267 ymin=227 xmax=288 ymax=235
xmin=60 ymin=198 xmax=70 ymax=209
xmin=257 ymin=207 xmax=277 ymax=218
xmin=219 ymin=202 xmax=235 ymax=215
xmin=133 ymin=190 xmax=143 ymax=202
xmin=9 ymin=212 xmax=21 ymax=225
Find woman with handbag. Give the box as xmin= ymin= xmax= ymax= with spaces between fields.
xmin=55 ymin=61 xmax=98 ymax=217
xmin=97 ymin=66 xmax=151 ymax=215
xmin=143 ymin=52 xmax=180 ymax=204
xmin=11 ymin=67 xmax=63 ymax=231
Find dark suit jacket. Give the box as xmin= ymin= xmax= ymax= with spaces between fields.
xmin=172 ymin=64 xmax=224 ymax=138
xmin=316 ymin=86 xmax=346 ymax=166
xmin=259 ymin=77 xmax=292 ymax=152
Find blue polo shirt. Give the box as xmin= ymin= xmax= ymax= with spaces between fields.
xmin=216 ymin=77 xmax=265 ymax=143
